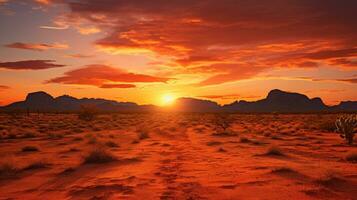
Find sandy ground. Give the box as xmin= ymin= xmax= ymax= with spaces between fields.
xmin=0 ymin=113 xmax=356 ymax=200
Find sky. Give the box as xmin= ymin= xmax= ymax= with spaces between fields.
xmin=0 ymin=0 xmax=356 ymax=106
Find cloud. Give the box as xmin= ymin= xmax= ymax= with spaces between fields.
xmin=5 ymin=42 xmax=68 ymax=51
xmin=337 ymin=78 xmax=357 ymax=84
xmin=46 ymin=64 xmax=171 ymax=88
xmin=198 ymin=94 xmax=260 ymax=100
xmin=0 ymin=60 xmax=65 ymax=70
xmin=100 ymin=83 xmax=136 ymax=88
xmin=0 ymin=85 xmax=10 ymax=90
xmin=66 ymin=53 xmax=94 ymax=58
xmin=46 ymin=0 xmax=357 ymax=85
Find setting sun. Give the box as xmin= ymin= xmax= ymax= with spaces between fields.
xmin=161 ymin=94 xmax=176 ymax=106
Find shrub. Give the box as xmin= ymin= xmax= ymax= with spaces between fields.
xmin=83 ymin=147 xmax=117 ymax=164
xmin=48 ymin=132 xmax=63 ymax=140
xmin=345 ymin=152 xmax=357 ymax=163
xmin=23 ymin=161 xmax=48 ymax=170
xmin=136 ymin=126 xmax=150 ymax=140
xmin=21 ymin=146 xmax=39 ymax=152
xmin=319 ymin=120 xmax=336 ymax=132
xmin=335 ymin=114 xmax=357 ymax=145
xmin=137 ymin=132 xmax=149 ymax=140
xmin=0 ymin=161 xmax=18 ymax=178
xmin=78 ymin=104 xmax=97 ymax=121
xmin=22 ymin=132 xmax=36 ymax=138
xmin=265 ymin=146 xmax=284 ymax=156
xmin=240 ymin=136 xmax=250 ymax=143
xmin=213 ymin=114 xmax=233 ymax=135
xmin=105 ymin=140 xmax=119 ymax=148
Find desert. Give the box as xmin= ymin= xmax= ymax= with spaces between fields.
xmin=0 ymin=112 xmax=356 ymax=199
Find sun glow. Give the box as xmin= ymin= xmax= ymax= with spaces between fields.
xmin=161 ymin=94 xmax=176 ymax=106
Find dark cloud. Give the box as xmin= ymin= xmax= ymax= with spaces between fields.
xmin=46 ymin=64 xmax=171 ymax=88
xmin=5 ymin=42 xmax=68 ymax=51
xmin=0 ymin=60 xmax=65 ymax=70
xmin=0 ymin=85 xmax=10 ymax=90
xmin=100 ymin=83 xmax=136 ymax=88
xmin=49 ymin=0 xmax=357 ymax=85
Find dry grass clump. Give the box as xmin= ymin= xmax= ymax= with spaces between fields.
xmin=239 ymin=136 xmax=251 ymax=143
xmin=48 ymin=132 xmax=64 ymax=139
xmin=345 ymin=152 xmax=357 ymax=163
xmin=0 ymin=160 xmax=18 ymax=179
xmin=23 ymin=161 xmax=49 ymax=171
xmin=271 ymin=167 xmax=295 ymax=174
xmin=78 ymin=105 xmax=97 ymax=121
xmin=21 ymin=146 xmax=39 ymax=152
xmin=136 ymin=126 xmax=150 ymax=140
xmin=22 ymin=132 xmax=37 ymax=138
xmin=318 ymin=120 xmax=336 ymax=132
xmin=86 ymin=134 xmax=98 ymax=144
xmin=105 ymin=140 xmax=119 ymax=148
xmin=137 ymin=131 xmax=149 ymax=140
xmin=264 ymin=146 xmax=285 ymax=156
xmin=83 ymin=147 xmax=117 ymax=164
xmin=206 ymin=141 xmax=222 ymax=146
xmin=315 ymin=172 xmax=345 ymax=187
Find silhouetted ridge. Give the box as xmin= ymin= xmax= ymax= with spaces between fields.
xmin=1 ymin=89 xmax=357 ymax=113
xmin=223 ymin=89 xmax=328 ymax=112
xmin=173 ymin=98 xmax=220 ymax=112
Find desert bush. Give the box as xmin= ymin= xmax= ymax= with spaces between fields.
xmin=23 ymin=161 xmax=48 ymax=170
xmin=240 ymin=136 xmax=250 ymax=143
xmin=265 ymin=146 xmax=284 ymax=156
xmin=105 ymin=140 xmax=119 ymax=148
xmin=22 ymin=132 xmax=36 ymax=138
xmin=83 ymin=147 xmax=117 ymax=164
xmin=48 ymin=132 xmax=63 ymax=139
xmin=0 ymin=161 xmax=18 ymax=178
xmin=21 ymin=146 xmax=39 ymax=152
xmin=136 ymin=126 xmax=150 ymax=140
xmin=319 ymin=120 xmax=336 ymax=132
xmin=345 ymin=152 xmax=357 ymax=163
xmin=78 ymin=104 xmax=97 ymax=121
xmin=335 ymin=114 xmax=357 ymax=145
xmin=213 ymin=114 xmax=234 ymax=136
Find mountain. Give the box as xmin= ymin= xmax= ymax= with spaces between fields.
xmin=1 ymin=89 xmax=356 ymax=113
xmin=223 ymin=89 xmax=328 ymax=112
xmin=1 ymin=91 xmax=154 ymax=113
xmin=171 ymin=97 xmax=221 ymax=112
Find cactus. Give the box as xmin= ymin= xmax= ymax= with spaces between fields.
xmin=335 ymin=115 xmax=357 ymax=145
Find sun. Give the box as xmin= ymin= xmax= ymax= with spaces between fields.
xmin=161 ymin=94 xmax=176 ymax=106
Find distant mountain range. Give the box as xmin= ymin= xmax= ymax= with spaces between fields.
xmin=1 ymin=89 xmax=356 ymax=113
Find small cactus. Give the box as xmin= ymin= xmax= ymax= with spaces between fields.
xmin=335 ymin=115 xmax=357 ymax=145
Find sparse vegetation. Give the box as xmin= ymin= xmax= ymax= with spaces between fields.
xmin=345 ymin=152 xmax=357 ymax=163
xmin=83 ymin=147 xmax=117 ymax=164
xmin=265 ymin=146 xmax=285 ymax=156
xmin=335 ymin=114 xmax=357 ymax=145
xmin=21 ymin=146 xmax=39 ymax=152
xmin=213 ymin=114 xmax=234 ymax=136
xmin=240 ymin=136 xmax=250 ymax=143
xmin=78 ymin=104 xmax=97 ymax=121
xmin=136 ymin=128 xmax=150 ymax=140
xmin=23 ymin=161 xmax=48 ymax=170
xmin=0 ymin=161 xmax=18 ymax=179
xmin=105 ymin=140 xmax=119 ymax=148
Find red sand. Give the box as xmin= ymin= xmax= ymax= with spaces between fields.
xmin=0 ymin=113 xmax=356 ymax=199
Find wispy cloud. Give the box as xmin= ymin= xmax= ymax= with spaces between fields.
xmin=46 ymin=64 xmax=171 ymax=88
xmin=0 ymin=60 xmax=65 ymax=70
xmin=5 ymin=42 xmax=68 ymax=51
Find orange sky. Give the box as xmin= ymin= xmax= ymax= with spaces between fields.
xmin=0 ymin=0 xmax=356 ymax=106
